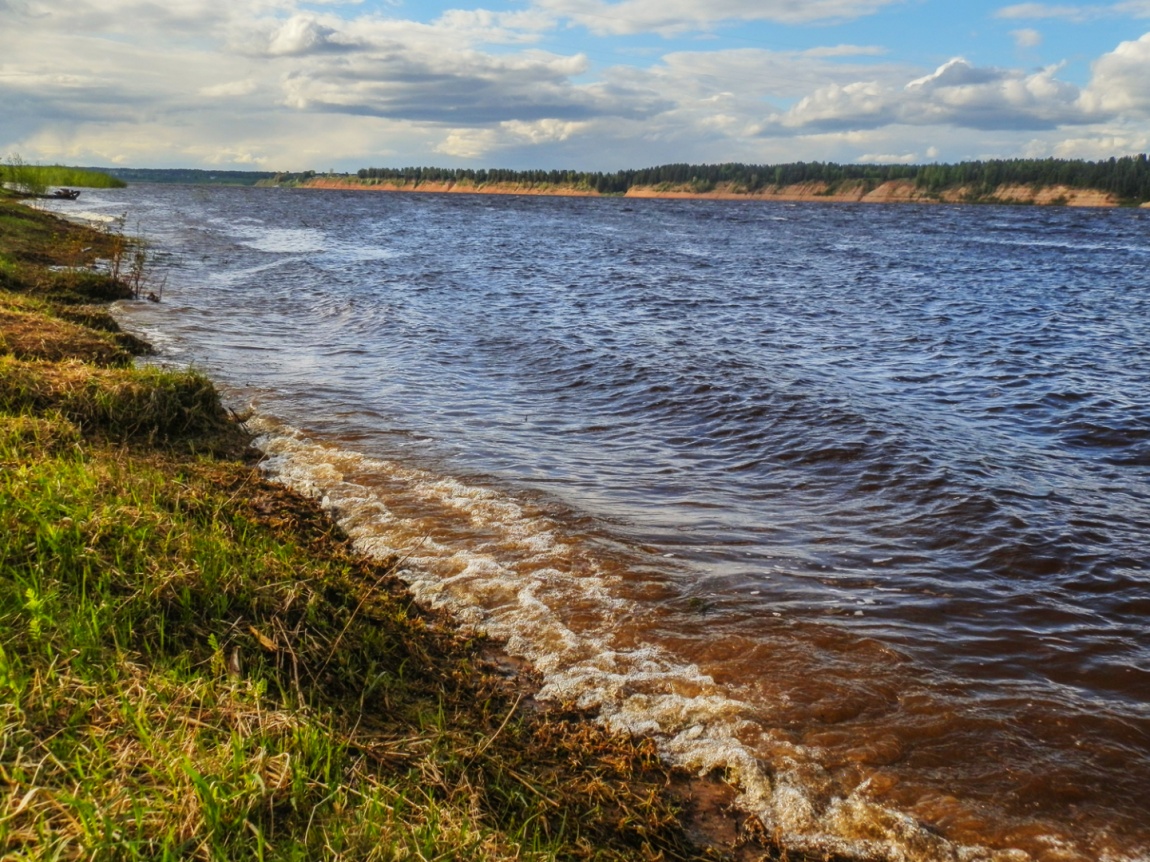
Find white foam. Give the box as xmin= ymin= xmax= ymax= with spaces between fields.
xmin=64 ymin=209 xmax=120 ymax=225
xmin=249 ymin=414 xmax=1076 ymax=862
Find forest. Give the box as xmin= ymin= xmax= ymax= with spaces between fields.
xmin=98 ymin=167 xmax=285 ymax=185
xmin=352 ymin=155 xmax=1150 ymax=203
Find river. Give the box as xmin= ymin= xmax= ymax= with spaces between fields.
xmin=52 ymin=185 xmax=1150 ymax=861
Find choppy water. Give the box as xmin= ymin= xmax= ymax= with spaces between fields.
xmin=58 ymin=185 xmax=1150 ymax=861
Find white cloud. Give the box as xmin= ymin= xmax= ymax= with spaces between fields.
xmin=7 ymin=0 xmax=291 ymax=42
xmin=434 ymin=118 xmax=589 ymax=159
xmin=13 ymin=111 xmax=415 ymax=171
xmin=906 ymin=58 xmax=1004 ymax=89
xmin=802 ymin=45 xmax=889 ymax=58
xmin=199 ymin=79 xmax=260 ymax=97
xmin=532 ymin=0 xmax=901 ymax=35
xmin=994 ymin=3 xmax=1104 ymax=20
xmin=501 ymin=118 xmax=588 ymax=143
xmin=1050 ymin=129 xmax=1150 ymax=157
xmin=780 ymin=57 xmax=1091 ymax=132
xmin=632 ymin=47 xmax=905 ymax=101
xmin=205 ymin=148 xmax=270 ymax=165
xmin=435 ymin=128 xmax=501 ymax=159
xmin=994 ymin=2 xmax=1150 ymax=19
xmin=1011 ymin=28 xmax=1043 ymax=47
xmin=278 ymin=47 xmax=619 ymax=126
xmin=781 ymin=81 xmax=897 ymax=129
xmin=857 ymin=151 xmax=918 ymax=163
xmin=1080 ymin=31 xmax=1150 ymax=113
xmin=267 ymin=15 xmax=344 ymax=55
xmin=435 ymin=8 xmax=557 ymax=41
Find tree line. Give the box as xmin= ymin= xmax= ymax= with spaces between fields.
xmin=354 ymin=155 xmax=1150 ymax=202
xmin=99 ymin=167 xmax=285 ymax=185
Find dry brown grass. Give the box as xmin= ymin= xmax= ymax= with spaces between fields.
xmin=0 ymin=356 xmax=247 ymax=452
xmin=0 ymin=307 xmax=133 ymax=366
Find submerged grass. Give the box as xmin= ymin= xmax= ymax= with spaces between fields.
xmin=0 ymin=195 xmax=774 ymax=860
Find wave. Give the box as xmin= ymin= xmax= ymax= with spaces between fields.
xmin=250 ymin=413 xmax=1024 ymax=862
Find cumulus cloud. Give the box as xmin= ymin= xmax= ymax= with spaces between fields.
xmin=532 ymin=0 xmax=900 ymax=35
xmin=1080 ymin=31 xmax=1150 ymax=113
xmin=780 ymin=81 xmax=897 ymax=129
xmin=626 ymin=47 xmax=904 ymax=101
xmin=276 ymin=47 xmax=657 ymax=126
xmin=267 ymin=15 xmax=346 ymax=55
xmin=572 ymin=47 xmax=913 ymax=152
xmin=1050 ymin=129 xmax=1150 ymax=157
xmin=435 ymin=118 xmax=589 ymax=158
xmin=779 ymin=57 xmax=1091 ymax=132
xmin=435 ymin=128 xmax=502 ymax=159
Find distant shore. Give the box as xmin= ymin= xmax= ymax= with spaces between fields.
xmin=300 ymin=176 xmax=1149 ymax=208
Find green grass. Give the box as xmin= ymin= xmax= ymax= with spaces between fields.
xmin=2 ymin=163 xmax=126 ymax=191
xmin=0 ymin=195 xmax=753 ymax=861
xmin=0 ymin=435 xmax=703 ymax=860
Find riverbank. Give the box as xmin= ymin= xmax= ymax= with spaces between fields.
xmin=0 ymin=191 xmax=775 ymax=860
xmin=299 ymin=176 xmax=1141 ymax=207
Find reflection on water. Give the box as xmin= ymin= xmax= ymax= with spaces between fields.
xmin=61 ymin=185 xmax=1150 ymax=861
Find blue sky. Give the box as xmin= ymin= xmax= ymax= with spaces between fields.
xmin=2 ymin=0 xmax=1149 ymax=170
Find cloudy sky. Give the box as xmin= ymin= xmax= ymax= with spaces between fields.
xmin=2 ymin=0 xmax=1149 ymax=171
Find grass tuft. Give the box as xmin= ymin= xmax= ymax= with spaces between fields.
xmin=0 ymin=358 xmax=244 ymax=451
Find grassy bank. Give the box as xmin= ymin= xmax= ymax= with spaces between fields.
xmin=2 ymin=161 xmax=126 ymax=195
xmin=0 ymin=191 xmax=775 ymax=860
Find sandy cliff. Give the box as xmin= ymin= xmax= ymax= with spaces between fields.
xmin=301 ymin=177 xmax=1125 ymax=207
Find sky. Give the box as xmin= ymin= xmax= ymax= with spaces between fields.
xmin=2 ymin=0 xmax=1150 ymax=172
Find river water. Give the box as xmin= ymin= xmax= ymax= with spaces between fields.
xmin=58 ymin=185 xmax=1149 ymax=861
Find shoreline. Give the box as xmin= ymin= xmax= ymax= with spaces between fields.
xmin=22 ymin=186 xmax=1130 ymax=862
xmin=299 ymin=176 xmax=1146 ymax=208
xmin=0 ymin=190 xmax=785 ymax=860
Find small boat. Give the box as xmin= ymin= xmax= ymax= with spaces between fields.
xmin=51 ymin=188 xmax=81 ymax=200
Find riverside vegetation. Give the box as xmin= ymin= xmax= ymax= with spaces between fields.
xmin=2 ymin=158 xmax=126 ymax=197
xmin=0 ymin=187 xmax=778 ymax=860
xmin=335 ymin=155 xmax=1150 ymax=203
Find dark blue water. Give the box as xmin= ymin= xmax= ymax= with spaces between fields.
xmin=61 ymin=186 xmax=1150 ymax=861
